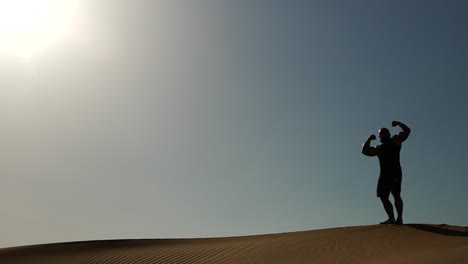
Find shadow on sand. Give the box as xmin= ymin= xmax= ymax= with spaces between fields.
xmin=407 ymin=224 xmax=468 ymax=237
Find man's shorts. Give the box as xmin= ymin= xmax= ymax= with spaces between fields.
xmin=377 ymin=176 xmax=402 ymax=198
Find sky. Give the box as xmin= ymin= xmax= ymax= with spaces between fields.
xmin=1 ymin=0 xmax=468 ymax=248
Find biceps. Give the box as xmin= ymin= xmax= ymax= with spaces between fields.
xmin=398 ymin=131 xmax=409 ymax=142
xmin=364 ymin=147 xmax=377 ymax=156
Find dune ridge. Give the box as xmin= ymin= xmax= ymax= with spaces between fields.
xmin=1 ymin=224 xmax=467 ymax=264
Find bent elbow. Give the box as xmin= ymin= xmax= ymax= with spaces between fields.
xmin=406 ymin=128 xmax=411 ymax=136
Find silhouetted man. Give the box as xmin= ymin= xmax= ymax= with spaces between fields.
xmin=362 ymin=121 xmax=411 ymax=224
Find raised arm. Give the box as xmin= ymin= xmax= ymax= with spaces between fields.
xmin=392 ymin=121 xmax=411 ymax=142
xmin=362 ymin=135 xmax=377 ymax=156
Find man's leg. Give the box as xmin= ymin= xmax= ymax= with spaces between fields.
xmin=380 ymin=196 xmax=395 ymax=221
xmin=393 ymin=193 xmax=404 ymax=223
xmin=392 ymin=177 xmax=403 ymax=224
xmin=377 ymin=178 xmax=395 ymax=224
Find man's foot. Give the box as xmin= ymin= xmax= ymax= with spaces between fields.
xmin=380 ymin=219 xmax=396 ymax=224
xmin=395 ymin=218 xmax=403 ymax=225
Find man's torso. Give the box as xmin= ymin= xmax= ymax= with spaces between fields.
xmin=376 ymin=136 xmax=402 ymax=179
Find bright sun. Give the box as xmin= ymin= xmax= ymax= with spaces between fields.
xmin=0 ymin=0 xmax=78 ymax=57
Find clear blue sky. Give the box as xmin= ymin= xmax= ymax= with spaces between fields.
xmin=1 ymin=0 xmax=467 ymax=248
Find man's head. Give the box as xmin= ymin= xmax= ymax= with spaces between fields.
xmin=379 ymin=128 xmax=391 ymax=142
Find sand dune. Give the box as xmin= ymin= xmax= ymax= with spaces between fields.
xmin=1 ymin=224 xmax=467 ymax=264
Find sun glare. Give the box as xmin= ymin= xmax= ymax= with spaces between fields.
xmin=0 ymin=0 xmax=78 ymax=57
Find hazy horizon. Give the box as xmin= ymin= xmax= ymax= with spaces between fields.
xmin=1 ymin=0 xmax=468 ymax=248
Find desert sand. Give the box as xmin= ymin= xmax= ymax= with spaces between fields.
xmin=1 ymin=224 xmax=467 ymax=264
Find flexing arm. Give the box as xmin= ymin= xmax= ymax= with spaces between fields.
xmin=362 ymin=135 xmax=377 ymax=156
xmin=392 ymin=121 xmax=411 ymax=142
